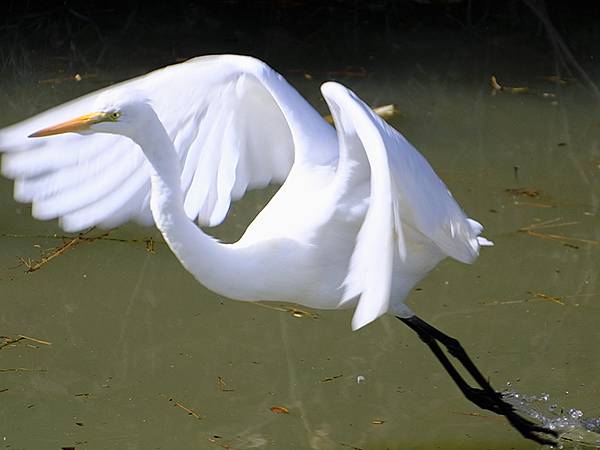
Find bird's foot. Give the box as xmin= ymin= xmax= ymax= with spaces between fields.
xmin=464 ymin=387 xmax=559 ymax=446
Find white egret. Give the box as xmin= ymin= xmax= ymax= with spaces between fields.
xmin=0 ymin=55 xmax=555 ymax=444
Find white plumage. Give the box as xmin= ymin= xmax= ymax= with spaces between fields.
xmin=0 ymin=55 xmax=492 ymax=330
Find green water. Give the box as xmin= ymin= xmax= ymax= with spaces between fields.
xmin=1 ymin=45 xmax=599 ymax=450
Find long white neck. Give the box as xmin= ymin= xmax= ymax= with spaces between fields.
xmin=128 ymin=111 xmax=252 ymax=300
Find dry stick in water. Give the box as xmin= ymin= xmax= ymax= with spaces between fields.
xmin=0 ymin=334 xmax=51 ymax=350
xmin=18 ymin=230 xmax=111 ymax=272
xmin=161 ymin=394 xmax=202 ymax=420
xmin=3 ymin=229 xmax=158 ymax=273
xmin=0 ymin=368 xmax=47 ymax=373
xmin=208 ymin=436 xmax=236 ymax=450
xmin=518 ymin=218 xmax=598 ymax=246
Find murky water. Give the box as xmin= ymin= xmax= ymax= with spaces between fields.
xmin=1 ymin=37 xmax=599 ymax=450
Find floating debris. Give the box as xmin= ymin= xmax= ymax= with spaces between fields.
xmin=208 ymin=435 xmax=236 ymax=449
xmin=518 ymin=218 xmax=598 ymax=247
xmin=290 ymin=308 xmax=314 ymax=318
xmin=0 ymin=367 xmax=47 ymax=373
xmin=450 ymin=410 xmax=489 ymax=418
xmin=165 ymin=395 xmax=202 ymax=420
xmin=270 ymin=406 xmax=289 ymax=414
xmin=522 ymin=230 xmax=597 ymax=246
xmin=320 ymin=374 xmax=343 ymax=383
xmin=0 ymin=229 xmax=161 ymax=273
xmin=0 ymin=334 xmax=51 ymax=351
xmin=490 ymin=75 xmax=530 ymax=94
xmin=481 ymin=291 xmax=600 ymax=307
xmin=505 ymin=187 xmax=556 ymax=208
xmin=145 ymin=237 xmax=156 ymax=253
xmin=254 ymin=302 xmax=319 ymax=319
xmin=324 ymin=103 xmax=399 ymax=125
xmin=217 ymin=376 xmax=235 ymax=392
xmin=506 ymin=188 xmax=541 ymax=198
xmin=372 ymin=104 xmax=400 ymax=121
xmin=17 ymin=229 xmax=109 ymax=273
xmin=533 ymin=292 xmax=565 ymax=306
xmin=519 ymin=218 xmax=579 ymax=230
xmin=339 ymin=443 xmax=363 ymax=450
xmin=491 ymin=75 xmax=556 ymax=98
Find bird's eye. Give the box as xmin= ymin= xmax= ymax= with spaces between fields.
xmin=110 ymin=111 xmax=121 ymax=121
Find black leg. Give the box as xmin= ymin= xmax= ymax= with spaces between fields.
xmin=398 ymin=315 xmax=558 ymax=446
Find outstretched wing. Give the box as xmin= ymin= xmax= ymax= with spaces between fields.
xmin=0 ymin=55 xmax=335 ymax=232
xmin=321 ymin=82 xmax=490 ymax=330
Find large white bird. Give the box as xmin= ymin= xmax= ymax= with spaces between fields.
xmin=0 ymin=55 xmax=555 ymax=444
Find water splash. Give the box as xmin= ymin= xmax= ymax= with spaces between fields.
xmin=502 ymin=385 xmax=600 ymax=448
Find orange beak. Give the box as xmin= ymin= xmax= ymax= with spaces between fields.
xmin=29 ymin=112 xmax=107 ymax=138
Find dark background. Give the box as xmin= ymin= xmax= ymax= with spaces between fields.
xmin=1 ymin=0 xmax=599 ymax=84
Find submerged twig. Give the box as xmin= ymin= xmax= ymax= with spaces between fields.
xmin=17 ymin=229 xmax=110 ymax=273
xmin=533 ymin=292 xmax=565 ymax=306
xmin=521 ymin=229 xmax=597 ymax=246
xmin=163 ymin=395 xmax=202 ymax=420
xmin=217 ymin=376 xmax=235 ymax=392
xmin=505 ymin=188 xmax=556 ymax=208
xmin=519 ymin=218 xmax=580 ymax=231
xmin=491 ymin=75 xmax=530 ymax=94
xmin=483 ymin=292 xmax=599 ymax=307
xmin=2 ymin=229 xmax=160 ymax=273
xmin=0 ymin=367 xmax=47 ymax=373
xmin=320 ymin=374 xmax=343 ymax=383
xmin=208 ymin=436 xmax=236 ymax=449
xmin=517 ymin=218 xmax=598 ymax=247
xmin=1 ymin=231 xmax=159 ymax=247
xmin=0 ymin=334 xmax=51 ymax=351
xmin=339 ymin=443 xmax=363 ymax=450
xmin=514 ymin=201 xmax=554 ymax=209
xmin=491 ymin=75 xmax=556 ymax=97
xmin=254 ymin=302 xmax=319 ymax=319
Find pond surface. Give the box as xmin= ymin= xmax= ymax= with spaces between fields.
xmin=1 ymin=37 xmax=599 ymax=450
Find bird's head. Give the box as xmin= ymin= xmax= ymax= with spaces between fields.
xmin=29 ymin=89 xmax=154 ymax=140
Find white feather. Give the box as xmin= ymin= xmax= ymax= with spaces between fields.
xmin=321 ymin=82 xmax=491 ymax=329
xmin=0 ymin=55 xmax=320 ymax=231
xmin=0 ymin=56 xmax=491 ymax=333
